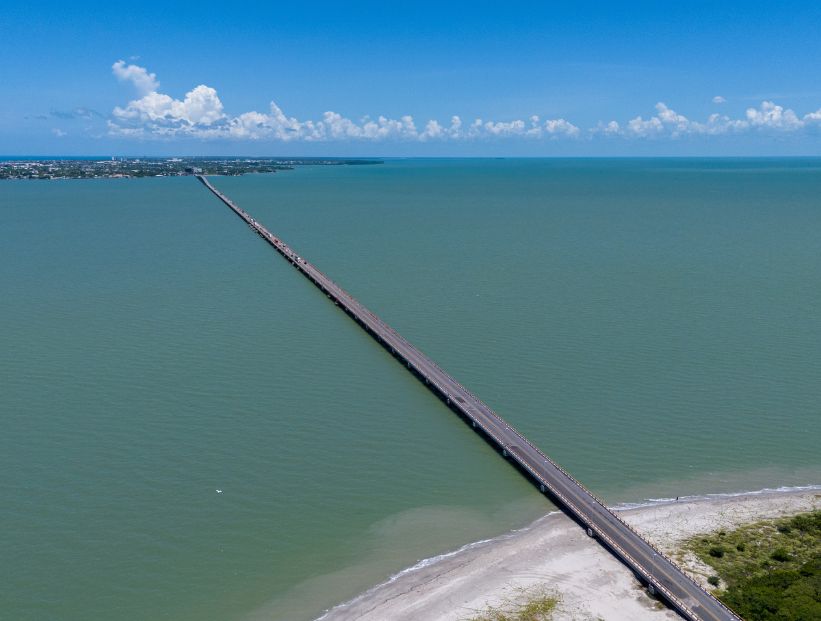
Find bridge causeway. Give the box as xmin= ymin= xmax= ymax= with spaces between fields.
xmin=196 ymin=175 xmax=741 ymax=621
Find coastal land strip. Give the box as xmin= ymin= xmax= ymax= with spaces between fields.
xmin=317 ymin=487 xmax=819 ymax=621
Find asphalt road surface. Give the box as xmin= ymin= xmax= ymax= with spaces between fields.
xmin=197 ymin=175 xmax=742 ymax=621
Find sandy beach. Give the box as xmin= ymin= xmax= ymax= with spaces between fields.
xmin=317 ymin=487 xmax=819 ymax=621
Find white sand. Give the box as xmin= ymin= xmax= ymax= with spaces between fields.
xmin=318 ymin=488 xmax=819 ymax=621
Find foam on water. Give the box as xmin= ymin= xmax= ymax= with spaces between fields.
xmin=3 ymin=160 xmax=821 ymax=621
xmin=315 ymin=485 xmax=819 ymax=620
xmin=314 ymin=512 xmax=562 ymax=621
xmin=314 ymin=537 xmax=499 ymax=620
xmin=612 ymin=484 xmax=821 ymax=511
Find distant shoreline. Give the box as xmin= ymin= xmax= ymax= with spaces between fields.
xmin=316 ymin=486 xmax=820 ymax=621
xmin=0 ymin=157 xmax=382 ymax=180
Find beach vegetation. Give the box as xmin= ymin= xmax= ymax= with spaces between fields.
xmin=465 ymin=587 xmax=561 ymax=621
xmin=685 ymin=509 xmax=821 ymax=620
xmin=709 ymin=545 xmax=725 ymax=558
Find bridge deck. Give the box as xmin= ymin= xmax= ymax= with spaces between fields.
xmin=196 ymin=175 xmax=741 ymax=621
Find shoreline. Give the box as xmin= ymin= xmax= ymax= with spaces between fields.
xmin=316 ymin=485 xmax=820 ymax=621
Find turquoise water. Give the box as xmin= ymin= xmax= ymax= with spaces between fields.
xmin=2 ymin=159 xmax=819 ymax=621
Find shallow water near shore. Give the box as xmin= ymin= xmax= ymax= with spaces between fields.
xmin=1 ymin=158 xmax=820 ymax=621
xmin=317 ymin=487 xmax=821 ymax=621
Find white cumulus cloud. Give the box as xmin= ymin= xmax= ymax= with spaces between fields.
xmin=112 ymin=85 xmax=226 ymax=128
xmin=112 ymin=60 xmax=160 ymax=96
xmin=105 ymin=61 xmax=821 ymax=143
xmin=745 ymin=101 xmax=803 ymax=130
xmin=543 ymin=118 xmax=580 ymax=137
xmin=107 ymin=61 xmax=584 ymax=143
xmin=597 ymin=100 xmax=813 ymax=139
xmin=804 ymin=107 xmax=821 ymax=123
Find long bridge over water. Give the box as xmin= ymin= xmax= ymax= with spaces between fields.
xmin=196 ymin=175 xmax=741 ymax=621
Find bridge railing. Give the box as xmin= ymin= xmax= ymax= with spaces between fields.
xmin=507 ymin=446 xmax=701 ymax=620
xmin=198 ymin=175 xmax=741 ymax=621
xmin=317 ymin=279 xmax=741 ymax=620
xmin=278 ymin=251 xmax=738 ymax=619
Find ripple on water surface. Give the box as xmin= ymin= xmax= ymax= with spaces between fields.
xmin=1 ymin=160 xmax=820 ymax=621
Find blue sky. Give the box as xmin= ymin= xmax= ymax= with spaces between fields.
xmin=3 ymin=1 xmax=821 ymax=156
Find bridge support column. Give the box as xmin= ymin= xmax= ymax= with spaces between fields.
xmin=647 ymin=584 xmax=656 ymax=596
xmin=502 ymin=449 xmax=508 ymax=458
xmin=472 ymin=421 xmax=477 ymax=428
xmin=540 ymin=484 xmax=546 ymax=493
xmin=587 ymin=527 xmax=594 ymax=537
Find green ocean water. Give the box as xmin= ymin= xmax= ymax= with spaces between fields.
xmin=1 ymin=159 xmax=819 ymax=621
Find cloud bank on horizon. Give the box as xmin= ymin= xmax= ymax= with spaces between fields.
xmin=108 ymin=61 xmax=821 ymax=142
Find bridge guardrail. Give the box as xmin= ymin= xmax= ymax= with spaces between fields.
xmin=197 ymin=175 xmax=741 ymax=621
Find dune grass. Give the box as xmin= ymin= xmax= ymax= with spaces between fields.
xmin=685 ymin=509 xmax=821 ymax=620
xmin=465 ymin=588 xmax=561 ymax=621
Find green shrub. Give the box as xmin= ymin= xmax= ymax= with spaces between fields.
xmin=466 ymin=588 xmax=561 ymax=621
xmin=790 ymin=513 xmax=821 ymax=533
xmin=722 ymin=557 xmax=821 ymax=620
xmin=685 ymin=511 xmax=821 ymax=620
xmin=709 ymin=546 xmax=725 ymax=558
